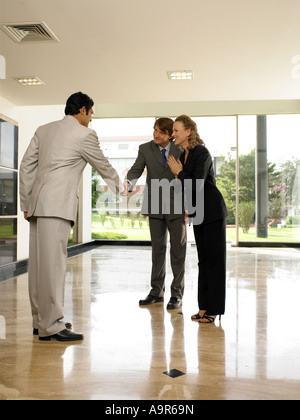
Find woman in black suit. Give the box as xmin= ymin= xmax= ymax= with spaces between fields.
xmin=168 ymin=115 xmax=228 ymax=323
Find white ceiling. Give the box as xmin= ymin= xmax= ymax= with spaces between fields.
xmin=0 ymin=0 xmax=300 ymax=107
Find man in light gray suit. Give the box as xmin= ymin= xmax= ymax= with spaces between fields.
xmin=20 ymin=92 xmax=125 ymax=342
xmin=125 ymin=118 xmax=187 ymax=310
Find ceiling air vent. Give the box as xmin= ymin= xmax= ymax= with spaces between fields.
xmin=0 ymin=22 xmax=59 ymax=43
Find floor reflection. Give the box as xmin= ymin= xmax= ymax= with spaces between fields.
xmin=0 ymin=245 xmax=300 ymax=400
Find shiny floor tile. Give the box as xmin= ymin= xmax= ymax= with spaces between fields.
xmin=1 ymin=245 xmax=300 ymax=400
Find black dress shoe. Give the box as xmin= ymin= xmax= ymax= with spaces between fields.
xmin=139 ymin=295 xmax=164 ymax=306
xmin=39 ymin=329 xmax=84 ymax=342
xmin=167 ymin=297 xmax=182 ymax=310
xmin=33 ymin=322 xmax=72 ymax=336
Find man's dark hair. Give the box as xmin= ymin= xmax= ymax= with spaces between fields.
xmin=65 ymin=92 xmax=94 ymax=116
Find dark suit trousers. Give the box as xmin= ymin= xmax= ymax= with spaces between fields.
xmin=149 ymin=215 xmax=186 ymax=299
xmin=193 ymin=218 xmax=226 ymax=315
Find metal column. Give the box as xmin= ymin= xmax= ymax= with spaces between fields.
xmin=256 ymin=116 xmax=268 ymax=238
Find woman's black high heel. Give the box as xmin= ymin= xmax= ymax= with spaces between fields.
xmin=198 ymin=314 xmax=222 ymax=324
xmin=191 ymin=312 xmax=221 ymax=323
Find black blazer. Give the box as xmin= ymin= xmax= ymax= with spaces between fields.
xmin=177 ymin=145 xmax=228 ymax=225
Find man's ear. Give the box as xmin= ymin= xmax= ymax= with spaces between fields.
xmin=79 ymin=106 xmax=86 ymax=116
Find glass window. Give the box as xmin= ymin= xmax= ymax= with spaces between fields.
xmin=0 ymin=119 xmax=18 ymax=169
xmin=0 ymin=219 xmax=17 ymax=265
xmin=267 ymin=115 xmax=300 ymax=243
xmin=0 ymin=117 xmax=18 ymax=266
xmin=90 ymin=114 xmax=300 ymax=246
xmin=91 ymin=116 xmax=237 ymax=242
xmin=91 ymin=118 xmax=155 ymax=241
xmin=234 ymin=115 xmax=300 ymax=244
xmin=0 ymin=169 xmax=18 ymax=216
xmin=234 ymin=116 xmax=257 ymax=244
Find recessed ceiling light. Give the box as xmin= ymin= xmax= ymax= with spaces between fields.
xmin=167 ymin=70 xmax=193 ymax=80
xmin=15 ymin=76 xmax=45 ymax=86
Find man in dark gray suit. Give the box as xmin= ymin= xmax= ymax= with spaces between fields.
xmin=125 ymin=118 xmax=187 ymax=309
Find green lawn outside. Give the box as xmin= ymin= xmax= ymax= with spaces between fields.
xmin=92 ymin=213 xmax=300 ymax=243
xmin=0 ymin=225 xmax=16 ymax=239
xmin=92 ymin=213 xmax=151 ymax=240
xmin=226 ymin=226 xmax=300 ymax=243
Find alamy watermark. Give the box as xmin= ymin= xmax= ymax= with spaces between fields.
xmin=96 ymin=178 xmax=205 ymax=226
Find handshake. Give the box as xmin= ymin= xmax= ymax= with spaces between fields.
xmin=120 ymin=180 xmax=140 ymax=197
xmin=120 ymin=155 xmax=183 ymax=198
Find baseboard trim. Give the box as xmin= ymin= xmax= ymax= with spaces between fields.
xmin=0 ymin=240 xmax=152 ymax=282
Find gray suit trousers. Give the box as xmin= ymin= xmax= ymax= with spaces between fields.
xmin=28 ymin=217 xmax=71 ymax=337
xmin=149 ymin=215 xmax=187 ymax=299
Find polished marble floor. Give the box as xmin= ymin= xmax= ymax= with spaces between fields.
xmin=1 ymin=244 xmax=300 ymax=400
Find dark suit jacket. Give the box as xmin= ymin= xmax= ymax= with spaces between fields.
xmin=177 ymin=145 xmax=228 ymax=225
xmin=126 ymin=140 xmax=184 ymax=219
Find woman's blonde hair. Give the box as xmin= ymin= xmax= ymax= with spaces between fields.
xmin=175 ymin=115 xmax=205 ymax=150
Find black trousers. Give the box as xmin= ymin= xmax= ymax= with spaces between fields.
xmin=193 ymin=218 xmax=226 ymax=315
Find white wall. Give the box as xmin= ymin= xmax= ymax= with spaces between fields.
xmin=0 ymin=96 xmax=19 ymax=122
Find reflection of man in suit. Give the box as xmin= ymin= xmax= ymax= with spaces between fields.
xmin=20 ymin=92 xmax=125 ymax=341
xmin=125 ymin=118 xmax=186 ymax=310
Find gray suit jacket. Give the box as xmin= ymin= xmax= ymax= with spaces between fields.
xmin=126 ymin=140 xmax=184 ymax=219
xmin=20 ymin=115 xmax=123 ymax=224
